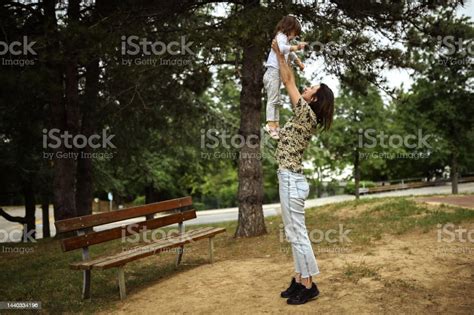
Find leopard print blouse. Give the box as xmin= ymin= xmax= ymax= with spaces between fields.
xmin=276 ymin=97 xmax=317 ymax=174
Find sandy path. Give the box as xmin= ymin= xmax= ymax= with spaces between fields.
xmin=104 ymin=223 xmax=474 ymax=315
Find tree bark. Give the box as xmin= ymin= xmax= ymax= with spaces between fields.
xmin=354 ymin=146 xmax=360 ymax=199
xmin=23 ymin=180 xmax=36 ymax=242
xmin=451 ymin=150 xmax=459 ymax=194
xmin=145 ymin=184 xmax=158 ymax=220
xmin=0 ymin=209 xmax=26 ymax=224
xmin=235 ymin=0 xmax=266 ymax=238
xmin=76 ymin=59 xmax=100 ymax=217
xmin=41 ymin=194 xmax=51 ymax=238
xmin=317 ymin=168 xmax=322 ymax=198
xmin=43 ymin=0 xmax=78 ymax=222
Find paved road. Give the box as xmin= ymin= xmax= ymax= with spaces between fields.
xmin=1 ymin=182 xmax=473 ymax=242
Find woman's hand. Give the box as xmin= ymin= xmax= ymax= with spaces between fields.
xmin=271 ymin=39 xmax=293 ymax=86
xmin=271 ymin=39 xmax=302 ymax=107
xmin=271 ymin=39 xmax=282 ymax=56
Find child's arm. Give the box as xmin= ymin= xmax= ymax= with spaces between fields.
xmin=294 ymin=57 xmax=305 ymax=71
xmin=289 ymin=52 xmax=305 ymax=71
xmin=276 ymin=33 xmax=306 ymax=55
xmin=272 ymin=39 xmax=301 ymax=108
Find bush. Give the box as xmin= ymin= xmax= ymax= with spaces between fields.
xmin=132 ymin=195 xmax=146 ymax=206
xmin=344 ymin=181 xmax=376 ymax=195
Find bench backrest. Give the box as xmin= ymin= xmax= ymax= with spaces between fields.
xmin=55 ymin=196 xmax=195 ymax=252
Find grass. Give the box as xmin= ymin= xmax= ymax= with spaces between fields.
xmin=343 ymin=262 xmax=381 ymax=283
xmin=0 ymin=196 xmax=473 ymax=313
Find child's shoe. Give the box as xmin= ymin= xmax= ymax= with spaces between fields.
xmin=264 ymin=124 xmax=280 ymax=140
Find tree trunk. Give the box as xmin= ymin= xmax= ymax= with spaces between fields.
xmin=0 ymin=209 xmax=26 ymax=224
xmin=354 ymin=147 xmax=360 ymax=199
xmin=41 ymin=194 xmax=51 ymax=238
xmin=235 ymin=0 xmax=266 ymax=238
xmin=145 ymin=184 xmax=158 ymax=220
xmin=23 ymin=180 xmax=36 ymax=242
xmin=317 ymin=168 xmax=322 ymax=198
xmin=451 ymin=150 xmax=459 ymax=194
xmin=43 ymin=0 xmax=78 ymax=222
xmin=76 ymin=59 xmax=100 ymax=217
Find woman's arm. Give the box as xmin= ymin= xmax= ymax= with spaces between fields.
xmin=271 ymin=39 xmax=302 ymax=108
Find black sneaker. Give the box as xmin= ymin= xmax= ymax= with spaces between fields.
xmin=287 ymin=282 xmax=319 ymax=305
xmin=280 ymin=277 xmax=305 ymax=298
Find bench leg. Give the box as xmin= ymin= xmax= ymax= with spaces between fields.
xmin=175 ymin=246 xmax=184 ymax=266
xmin=117 ymin=266 xmax=126 ymax=300
xmin=208 ymin=237 xmax=214 ymax=264
xmin=82 ymin=270 xmax=91 ymax=300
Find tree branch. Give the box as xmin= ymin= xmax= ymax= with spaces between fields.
xmin=0 ymin=208 xmax=27 ymax=224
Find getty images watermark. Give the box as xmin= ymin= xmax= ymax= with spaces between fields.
xmin=0 ymin=36 xmax=37 ymax=66
xmin=42 ymin=128 xmax=115 ymax=160
xmin=358 ymin=128 xmax=434 ymax=160
xmin=121 ymin=35 xmax=194 ymax=66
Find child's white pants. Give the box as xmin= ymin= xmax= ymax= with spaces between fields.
xmin=263 ymin=67 xmax=281 ymax=122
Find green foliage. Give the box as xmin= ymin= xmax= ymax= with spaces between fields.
xmin=1 ymin=0 xmax=472 ymax=214
xmin=132 ymin=195 xmax=146 ymax=206
xmin=344 ymin=181 xmax=376 ymax=195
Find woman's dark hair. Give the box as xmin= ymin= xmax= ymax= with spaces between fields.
xmin=308 ymin=83 xmax=335 ymax=131
xmin=274 ymin=15 xmax=302 ymax=37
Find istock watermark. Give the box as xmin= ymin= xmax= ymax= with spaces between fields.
xmin=358 ymin=128 xmax=433 ymax=149
xmin=304 ymin=39 xmax=350 ymax=57
xmin=436 ymin=35 xmax=473 ymax=66
xmin=201 ymin=128 xmax=260 ymax=149
xmin=437 ymin=223 xmax=474 ymax=243
xmin=200 ymin=128 xmax=263 ymax=160
xmin=358 ymin=128 xmax=434 ymax=160
xmin=0 ymin=36 xmax=37 ymax=66
xmin=435 ymin=223 xmax=474 ymax=255
xmin=437 ymin=36 xmax=473 ymax=57
xmin=279 ymin=224 xmax=352 ymax=244
xmin=0 ymin=228 xmax=36 ymax=243
xmin=42 ymin=128 xmax=115 ymax=160
xmin=121 ymin=35 xmax=194 ymax=66
xmin=121 ymin=224 xmax=196 ymax=245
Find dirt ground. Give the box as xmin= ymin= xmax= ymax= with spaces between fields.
xmin=105 ymin=222 xmax=474 ymax=315
xmin=417 ymin=195 xmax=474 ymax=210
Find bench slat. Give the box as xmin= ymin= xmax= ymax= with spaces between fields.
xmin=69 ymin=235 xmax=179 ymax=270
xmin=61 ymin=210 xmax=197 ymax=252
xmin=95 ymin=227 xmax=225 ymax=269
xmin=55 ymin=196 xmax=192 ymax=233
xmin=70 ymin=227 xmax=225 ymax=270
xmin=70 ymin=227 xmax=216 ymax=270
xmin=92 ymin=227 xmax=215 ymax=269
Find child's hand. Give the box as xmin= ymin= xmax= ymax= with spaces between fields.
xmin=298 ymin=62 xmax=305 ymax=71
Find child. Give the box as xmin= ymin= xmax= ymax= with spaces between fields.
xmin=263 ymin=15 xmax=306 ymax=140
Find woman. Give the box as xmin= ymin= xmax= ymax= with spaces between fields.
xmin=271 ymin=39 xmax=335 ymax=305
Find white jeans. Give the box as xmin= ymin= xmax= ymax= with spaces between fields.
xmin=263 ymin=67 xmax=281 ymax=122
xmin=278 ymin=169 xmax=320 ymax=278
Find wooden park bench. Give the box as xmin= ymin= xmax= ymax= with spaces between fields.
xmin=54 ymin=196 xmax=226 ymax=300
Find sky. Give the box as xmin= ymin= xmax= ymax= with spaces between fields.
xmin=302 ymin=1 xmax=474 ymax=98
